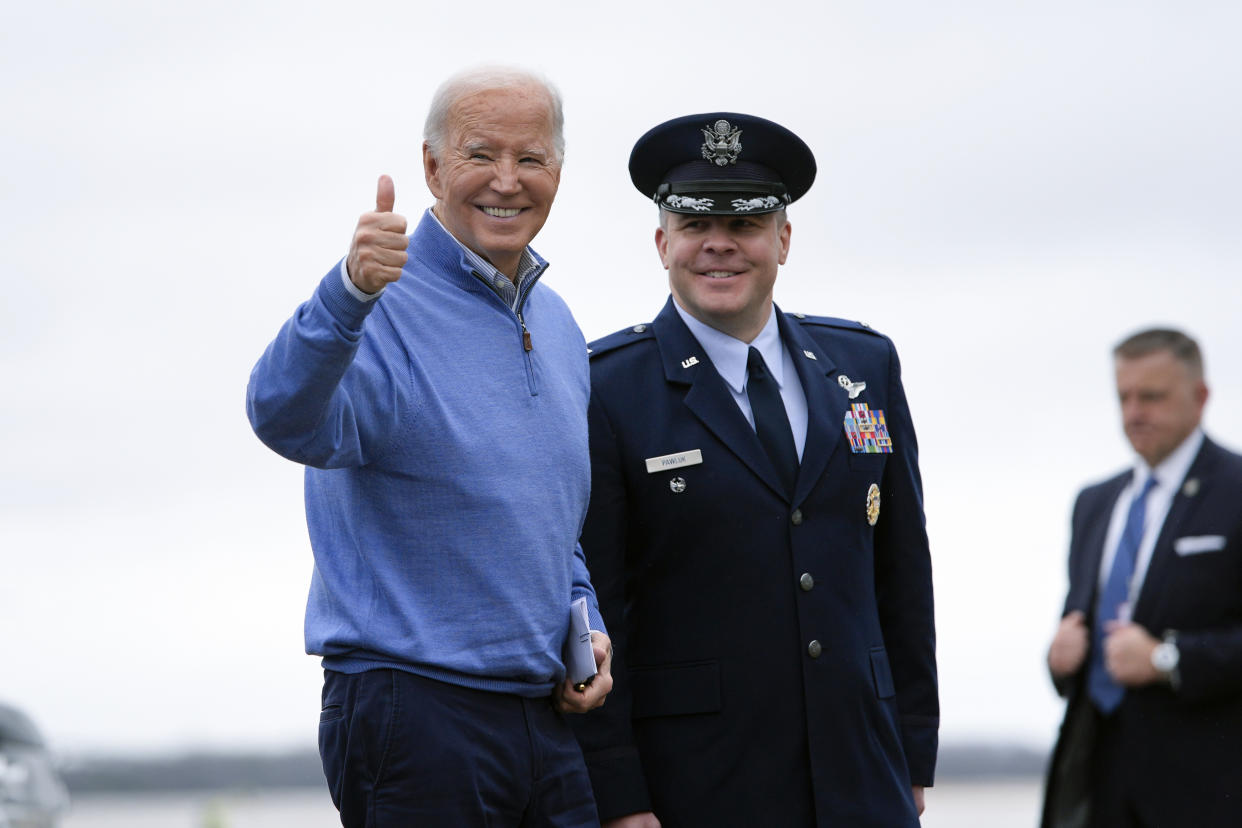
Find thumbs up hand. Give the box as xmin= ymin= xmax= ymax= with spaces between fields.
xmin=347 ymin=175 xmax=409 ymax=295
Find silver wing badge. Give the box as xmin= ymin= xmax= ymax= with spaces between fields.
xmin=838 ymin=374 xmax=867 ymax=400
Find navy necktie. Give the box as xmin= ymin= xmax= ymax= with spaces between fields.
xmin=1088 ymin=475 xmax=1159 ymax=713
xmin=746 ymin=347 xmax=799 ymax=496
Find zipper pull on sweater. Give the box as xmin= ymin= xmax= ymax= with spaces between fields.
xmin=518 ymin=312 xmax=533 ymax=351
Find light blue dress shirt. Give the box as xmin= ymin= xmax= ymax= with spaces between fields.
xmin=673 ymin=301 xmax=809 ymax=460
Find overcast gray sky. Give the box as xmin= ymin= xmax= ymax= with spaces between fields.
xmin=3 ymin=0 xmax=1240 ymax=757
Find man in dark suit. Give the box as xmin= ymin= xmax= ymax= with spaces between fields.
xmin=1042 ymin=328 xmax=1242 ymax=828
xmin=569 ymin=113 xmax=938 ymax=828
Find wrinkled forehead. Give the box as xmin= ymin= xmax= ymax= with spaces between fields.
xmin=449 ymin=86 xmax=556 ymax=138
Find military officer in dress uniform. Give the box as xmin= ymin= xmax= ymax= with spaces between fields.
xmin=568 ymin=113 xmax=939 ymax=828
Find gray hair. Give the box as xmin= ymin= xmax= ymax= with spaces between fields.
xmin=1114 ymin=327 xmax=1204 ymax=380
xmin=423 ymin=66 xmax=565 ymax=163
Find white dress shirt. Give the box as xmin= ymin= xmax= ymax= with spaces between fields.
xmin=1097 ymin=428 xmax=1205 ymax=607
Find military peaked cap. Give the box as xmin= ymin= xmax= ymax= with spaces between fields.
xmin=629 ymin=112 xmax=817 ymax=215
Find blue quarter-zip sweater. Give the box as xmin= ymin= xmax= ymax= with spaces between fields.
xmin=247 ymin=210 xmax=604 ymax=697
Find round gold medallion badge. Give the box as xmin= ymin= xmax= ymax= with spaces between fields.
xmin=866 ymin=483 xmax=881 ymax=526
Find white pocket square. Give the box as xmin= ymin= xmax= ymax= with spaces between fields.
xmin=1173 ymin=535 xmax=1227 ymax=556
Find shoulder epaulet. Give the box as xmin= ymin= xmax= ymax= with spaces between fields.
xmin=787 ymin=312 xmax=886 ymax=338
xmin=587 ymin=322 xmax=656 ymax=359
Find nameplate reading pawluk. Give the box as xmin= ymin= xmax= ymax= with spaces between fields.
xmin=645 ymin=450 xmax=704 ymax=474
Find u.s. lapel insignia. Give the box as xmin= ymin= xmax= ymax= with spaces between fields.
xmin=681 ymin=355 xmax=700 ymax=369
xmin=1183 ymin=478 xmax=1200 ymax=497
xmin=866 ymin=483 xmax=881 ymax=526
xmin=844 ymin=403 xmax=893 ymax=454
xmin=837 ymin=374 xmax=867 ymax=400
xmin=803 ymin=350 xmax=818 ymax=361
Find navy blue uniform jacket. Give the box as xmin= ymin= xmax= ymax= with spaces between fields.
xmin=571 ymin=298 xmax=938 ymax=827
xmin=1042 ymin=436 xmax=1242 ymax=828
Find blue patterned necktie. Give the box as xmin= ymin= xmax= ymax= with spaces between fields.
xmin=746 ymin=347 xmax=799 ymax=496
xmin=1088 ymin=474 xmax=1159 ymax=713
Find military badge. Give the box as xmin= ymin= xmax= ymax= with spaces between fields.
xmin=701 ymin=119 xmax=742 ymax=166
xmin=844 ymin=403 xmax=893 ymax=454
xmin=866 ymin=483 xmax=881 ymax=526
xmin=837 ymin=374 xmax=867 ymax=400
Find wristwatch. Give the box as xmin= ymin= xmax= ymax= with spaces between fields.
xmin=1151 ymin=633 xmax=1180 ymax=685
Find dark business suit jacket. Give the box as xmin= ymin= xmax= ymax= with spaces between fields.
xmin=1042 ymin=436 xmax=1242 ymax=828
xmin=570 ymin=298 xmax=938 ymax=828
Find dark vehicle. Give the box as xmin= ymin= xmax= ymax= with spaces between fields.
xmin=0 ymin=703 xmax=68 ymax=828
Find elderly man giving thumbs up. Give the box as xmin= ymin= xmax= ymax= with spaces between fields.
xmin=247 ymin=65 xmax=612 ymax=828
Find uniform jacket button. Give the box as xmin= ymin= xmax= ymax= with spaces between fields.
xmin=790 ymin=509 xmax=803 ymax=525
xmin=799 ymin=573 xmax=814 ymax=591
xmin=807 ymin=640 xmax=822 ymax=658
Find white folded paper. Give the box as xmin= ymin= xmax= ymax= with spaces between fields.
xmin=566 ymin=596 xmax=598 ymax=686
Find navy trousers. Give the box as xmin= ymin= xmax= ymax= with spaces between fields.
xmin=319 ymin=669 xmax=600 ymax=828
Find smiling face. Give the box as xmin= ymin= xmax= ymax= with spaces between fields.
xmin=424 ymin=83 xmax=561 ymax=278
xmin=1115 ymin=349 xmax=1208 ymax=467
xmin=657 ymin=210 xmax=791 ymax=342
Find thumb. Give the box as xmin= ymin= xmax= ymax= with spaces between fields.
xmin=375 ymin=174 xmax=395 ymax=213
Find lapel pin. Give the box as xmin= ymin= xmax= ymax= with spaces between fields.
xmin=681 ymin=355 xmax=700 ymax=369
xmin=669 ymin=477 xmax=687 ymax=493
xmin=803 ymin=350 xmax=818 ymax=361
xmin=1183 ymin=478 xmax=1200 ymax=497
xmin=837 ymin=374 xmax=867 ymax=400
